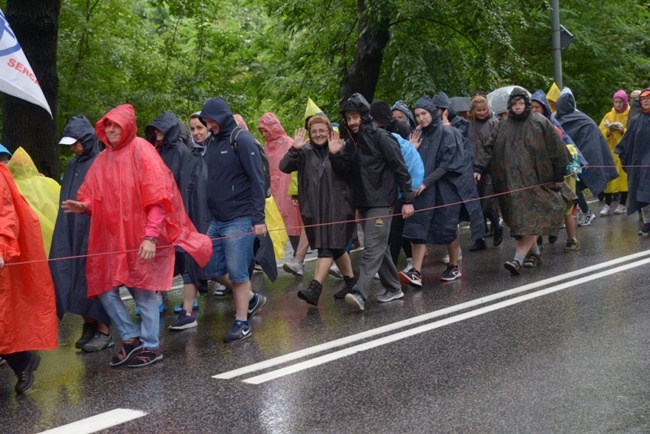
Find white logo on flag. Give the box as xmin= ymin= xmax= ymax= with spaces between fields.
xmin=0 ymin=8 xmax=52 ymax=117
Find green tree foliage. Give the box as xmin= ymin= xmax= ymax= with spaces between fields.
xmin=3 ymin=0 xmax=647 ymax=172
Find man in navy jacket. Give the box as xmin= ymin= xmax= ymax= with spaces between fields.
xmin=200 ymin=98 xmax=267 ymax=342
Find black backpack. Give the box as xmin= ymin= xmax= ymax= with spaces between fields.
xmin=230 ymin=126 xmax=271 ymax=198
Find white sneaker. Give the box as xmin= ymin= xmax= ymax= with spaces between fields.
xmin=614 ymin=204 xmax=627 ymax=215
xmin=282 ymin=258 xmax=303 ymax=276
xmin=578 ymin=211 xmax=596 ymax=227
xmin=600 ymin=204 xmax=612 ymax=216
xmin=442 ymin=247 xmax=462 ymax=264
xmin=401 ymin=258 xmax=413 ymax=273
xmin=328 ymin=263 xmax=343 ymax=279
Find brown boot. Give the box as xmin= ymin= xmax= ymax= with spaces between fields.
xmin=298 ymin=280 xmax=322 ymax=306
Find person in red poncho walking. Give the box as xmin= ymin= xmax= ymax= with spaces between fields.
xmin=62 ymin=104 xmax=211 ymax=368
xmin=0 ymin=160 xmax=58 ymax=394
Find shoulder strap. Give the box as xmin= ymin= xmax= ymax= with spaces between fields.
xmin=230 ymin=126 xmax=244 ymax=154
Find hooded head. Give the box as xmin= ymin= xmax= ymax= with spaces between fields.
xmin=555 ymin=88 xmax=576 ymax=120
xmin=341 ymin=93 xmax=372 ymax=135
xmin=0 ymin=144 xmax=12 ymax=165
xmin=369 ymin=100 xmax=393 ymax=127
xmin=507 ymin=87 xmax=532 ymax=121
xmin=6 ymin=147 xmax=38 ymax=179
xmin=258 ymin=112 xmax=288 ymax=142
xmin=432 ymin=92 xmax=451 ymax=111
xmin=391 ymin=100 xmax=416 ymax=129
xmin=199 ymin=98 xmax=238 ymax=138
xmin=530 ymin=89 xmax=553 ymax=119
xmin=612 ymin=89 xmax=629 ymax=113
xmin=413 ymin=96 xmax=441 ymax=129
xmin=95 ymin=104 xmax=138 ymax=150
xmin=145 ymin=111 xmax=182 ymax=152
xmin=340 ymin=93 xmax=372 ymax=121
xmin=233 ymin=114 xmax=249 ymax=131
xmin=59 ymin=115 xmax=99 ymax=158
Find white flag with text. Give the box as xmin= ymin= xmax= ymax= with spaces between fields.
xmin=0 ymin=9 xmax=52 ymax=117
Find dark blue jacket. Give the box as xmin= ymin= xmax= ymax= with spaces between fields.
xmin=201 ymin=98 xmax=265 ymax=225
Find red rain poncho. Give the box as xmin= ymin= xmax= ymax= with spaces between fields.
xmin=258 ymin=112 xmax=302 ymax=237
xmin=78 ymin=104 xmax=212 ymax=297
xmin=0 ymin=164 xmax=58 ymax=354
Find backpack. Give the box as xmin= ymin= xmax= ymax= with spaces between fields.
xmin=230 ymin=126 xmax=272 ymax=198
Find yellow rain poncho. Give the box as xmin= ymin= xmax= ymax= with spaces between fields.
xmin=599 ymin=91 xmax=629 ymax=194
xmin=6 ymin=147 xmax=61 ymax=256
xmin=264 ymin=196 xmax=288 ymax=260
xmin=546 ymin=82 xmax=561 ymax=113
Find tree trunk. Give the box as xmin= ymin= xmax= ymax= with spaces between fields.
xmin=338 ymin=0 xmax=391 ymax=104
xmin=1 ymin=0 xmax=61 ymax=179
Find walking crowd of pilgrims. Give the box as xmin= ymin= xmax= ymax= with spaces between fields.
xmin=1 ymin=83 xmax=649 ymax=394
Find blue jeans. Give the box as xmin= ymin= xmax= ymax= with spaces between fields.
xmin=98 ymin=287 xmax=160 ymax=350
xmin=206 ymin=217 xmax=255 ymax=283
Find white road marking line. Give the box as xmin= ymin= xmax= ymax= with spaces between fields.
xmin=38 ymin=408 xmax=147 ymax=434
xmin=243 ymin=256 xmax=650 ymax=384
xmin=214 ymin=249 xmax=650 ymax=380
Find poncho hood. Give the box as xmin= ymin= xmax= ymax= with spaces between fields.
xmin=200 ymin=98 xmax=238 ymax=139
xmin=258 ymin=112 xmax=288 ymax=141
xmin=340 ymin=93 xmax=372 ymax=122
xmin=413 ymin=96 xmax=441 ymax=127
xmin=96 ymin=104 xmax=138 ymax=151
xmin=530 ymin=89 xmax=553 ymax=119
xmin=432 ymin=92 xmax=452 ymax=110
xmin=7 ymin=147 xmax=39 ymax=179
xmin=613 ymin=89 xmax=629 ymax=113
xmin=0 ymin=143 xmax=12 ymax=159
xmin=145 ymin=111 xmax=183 ymax=152
xmin=61 ymin=115 xmax=99 ymax=158
xmin=369 ymin=100 xmax=393 ymax=126
xmin=555 ymin=88 xmax=576 ymax=120
xmin=391 ymin=100 xmax=416 ymax=129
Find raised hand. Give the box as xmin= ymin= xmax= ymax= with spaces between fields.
xmin=328 ymin=130 xmax=343 ymax=154
xmin=409 ymin=129 xmax=422 ymax=149
xmin=293 ymin=128 xmax=308 ymax=149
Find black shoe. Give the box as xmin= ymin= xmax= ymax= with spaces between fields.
xmin=469 ymin=238 xmax=487 ymax=251
xmin=247 ymin=293 xmax=267 ymax=320
xmin=75 ymin=322 xmax=97 ymax=349
xmin=297 ymin=280 xmax=323 ymax=306
xmin=493 ymin=224 xmax=504 ymax=247
xmin=548 ymin=235 xmax=558 ymax=244
xmin=334 ymin=276 xmax=357 ymax=299
xmin=15 ymin=352 xmax=40 ymax=394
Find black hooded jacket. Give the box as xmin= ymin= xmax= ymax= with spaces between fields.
xmin=145 ymin=111 xmax=192 ymax=195
xmin=200 ymin=98 xmax=266 ymax=225
xmin=615 ymin=87 xmax=650 ymax=214
xmin=555 ymin=90 xmax=618 ymax=196
xmin=50 ymin=115 xmax=110 ymax=325
xmin=331 ymin=93 xmax=413 ymax=208
xmin=403 ymin=96 xmax=484 ymax=243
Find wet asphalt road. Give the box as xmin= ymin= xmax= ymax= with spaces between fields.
xmin=1 ymin=209 xmax=649 ymax=433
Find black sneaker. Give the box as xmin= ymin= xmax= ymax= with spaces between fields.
xmin=75 ymin=322 xmax=98 ymax=349
xmin=247 ymin=293 xmax=267 ymax=320
xmin=168 ymin=309 xmax=198 ymax=330
xmin=127 ymin=349 xmax=163 ymax=368
xmin=398 ymin=269 xmax=422 ymax=287
xmin=440 ymin=264 xmax=462 ymax=281
xmin=224 ymin=319 xmax=252 ymax=343
xmin=297 ymin=280 xmax=322 ymax=306
xmin=639 ymin=223 xmax=650 ymax=237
